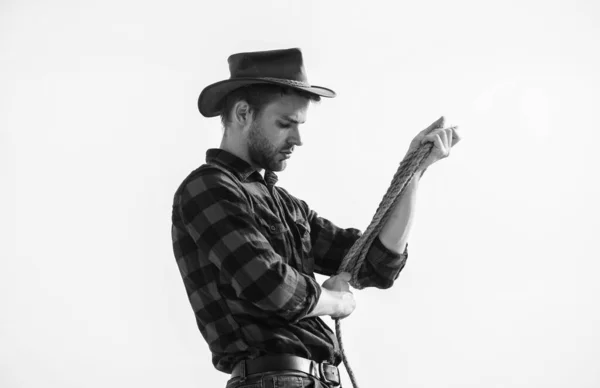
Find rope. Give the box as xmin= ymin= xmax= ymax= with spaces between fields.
xmin=334 ymin=116 xmax=451 ymax=388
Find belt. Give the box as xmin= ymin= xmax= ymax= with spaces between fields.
xmin=230 ymin=354 xmax=340 ymax=386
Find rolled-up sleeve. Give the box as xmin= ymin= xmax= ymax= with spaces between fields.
xmin=175 ymin=171 xmax=321 ymax=322
xmin=301 ymin=200 xmax=408 ymax=289
xmin=353 ymin=237 xmax=408 ymax=289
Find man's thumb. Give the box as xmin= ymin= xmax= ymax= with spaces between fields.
xmin=337 ymin=272 xmax=351 ymax=282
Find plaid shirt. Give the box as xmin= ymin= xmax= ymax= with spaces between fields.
xmin=171 ymin=149 xmax=408 ymax=373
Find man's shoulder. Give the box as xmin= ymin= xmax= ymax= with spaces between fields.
xmin=174 ymin=163 xmax=242 ymax=200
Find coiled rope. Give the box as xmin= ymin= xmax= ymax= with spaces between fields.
xmin=334 ymin=116 xmax=452 ymax=388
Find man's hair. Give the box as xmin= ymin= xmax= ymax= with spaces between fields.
xmin=218 ymin=84 xmax=321 ymax=128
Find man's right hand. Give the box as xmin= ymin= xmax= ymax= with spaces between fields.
xmin=324 ymin=272 xmax=356 ymax=319
xmin=322 ymin=272 xmax=352 ymax=293
xmin=306 ymin=272 xmax=356 ymax=320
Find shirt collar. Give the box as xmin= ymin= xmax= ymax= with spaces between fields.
xmin=205 ymin=148 xmax=278 ymax=185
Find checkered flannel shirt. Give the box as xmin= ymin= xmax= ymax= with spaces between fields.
xmin=171 ymin=149 xmax=408 ymax=373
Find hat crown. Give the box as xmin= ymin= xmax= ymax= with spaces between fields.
xmin=198 ymin=47 xmax=335 ymax=117
xmin=227 ymin=48 xmax=308 ymax=83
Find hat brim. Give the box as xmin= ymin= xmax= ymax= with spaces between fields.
xmin=198 ymin=78 xmax=336 ymax=117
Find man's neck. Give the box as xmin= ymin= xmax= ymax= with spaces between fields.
xmin=219 ymin=137 xmax=262 ymax=173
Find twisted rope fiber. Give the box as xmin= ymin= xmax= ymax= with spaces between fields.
xmin=334 ymin=117 xmax=450 ymax=388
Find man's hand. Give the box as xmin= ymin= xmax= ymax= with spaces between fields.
xmin=322 ymin=272 xmax=352 ymax=293
xmin=408 ymin=123 xmax=461 ymax=171
xmin=322 ymin=272 xmax=355 ymax=319
xmin=305 ymin=272 xmax=356 ymax=320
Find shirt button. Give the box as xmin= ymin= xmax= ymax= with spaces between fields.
xmin=270 ymin=225 xmax=276 ymax=231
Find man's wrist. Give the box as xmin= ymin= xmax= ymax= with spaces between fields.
xmin=305 ymin=287 xmax=334 ymax=318
xmin=305 ymin=287 xmax=353 ymax=319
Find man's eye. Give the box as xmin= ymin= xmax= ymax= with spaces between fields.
xmin=278 ymin=122 xmax=291 ymax=129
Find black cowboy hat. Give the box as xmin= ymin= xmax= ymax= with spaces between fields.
xmin=198 ymin=48 xmax=336 ymax=117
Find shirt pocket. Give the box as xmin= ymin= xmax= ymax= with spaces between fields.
xmin=254 ymin=213 xmax=290 ymax=257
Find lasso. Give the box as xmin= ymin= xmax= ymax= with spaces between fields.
xmin=335 ymin=116 xmax=454 ymax=388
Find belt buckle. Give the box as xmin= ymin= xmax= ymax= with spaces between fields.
xmin=319 ymin=362 xmax=340 ymax=386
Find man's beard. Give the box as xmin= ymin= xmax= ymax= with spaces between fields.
xmin=247 ymin=121 xmax=288 ymax=172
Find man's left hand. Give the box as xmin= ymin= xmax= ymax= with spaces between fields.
xmin=407 ymin=125 xmax=461 ymax=171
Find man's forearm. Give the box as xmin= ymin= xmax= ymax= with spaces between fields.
xmin=377 ymin=171 xmax=420 ymax=254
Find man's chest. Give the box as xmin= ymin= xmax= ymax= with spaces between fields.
xmin=242 ymin=182 xmax=314 ymax=275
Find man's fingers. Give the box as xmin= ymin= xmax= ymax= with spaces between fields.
xmin=436 ymin=134 xmax=449 ymax=156
xmin=423 ymin=126 xmax=460 ymax=152
xmin=451 ymin=127 xmax=461 ymax=147
xmin=439 ymin=128 xmax=449 ymax=150
xmin=411 ymin=122 xmax=461 ymax=158
xmin=446 ymin=127 xmax=453 ymax=149
xmin=424 ymin=132 xmax=448 ymax=156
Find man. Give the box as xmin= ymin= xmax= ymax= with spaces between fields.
xmin=171 ymin=48 xmax=460 ymax=388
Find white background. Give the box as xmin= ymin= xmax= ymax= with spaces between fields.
xmin=2 ymin=1 xmax=600 ymax=387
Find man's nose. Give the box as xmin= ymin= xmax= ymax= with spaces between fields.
xmin=289 ymin=126 xmax=303 ymax=146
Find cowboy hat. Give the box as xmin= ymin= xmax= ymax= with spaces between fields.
xmin=198 ymin=48 xmax=336 ymax=117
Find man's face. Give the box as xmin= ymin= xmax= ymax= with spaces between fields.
xmin=246 ymin=93 xmax=310 ymax=172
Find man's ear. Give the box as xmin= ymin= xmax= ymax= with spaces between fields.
xmin=232 ymin=100 xmax=253 ymax=127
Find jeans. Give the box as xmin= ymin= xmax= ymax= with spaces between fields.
xmin=225 ymin=370 xmax=336 ymax=388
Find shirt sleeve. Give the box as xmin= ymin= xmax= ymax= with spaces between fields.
xmin=301 ymin=200 xmax=409 ymax=289
xmin=174 ymin=170 xmax=321 ymax=322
